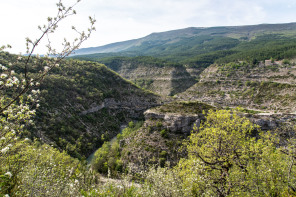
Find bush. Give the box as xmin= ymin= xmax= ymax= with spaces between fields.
xmin=160 ymin=129 xmax=168 ymax=138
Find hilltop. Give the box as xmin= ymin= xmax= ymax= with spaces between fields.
xmin=73 ymin=22 xmax=296 ymax=65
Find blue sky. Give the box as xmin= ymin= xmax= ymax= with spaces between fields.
xmin=1 ymin=0 xmax=296 ymax=54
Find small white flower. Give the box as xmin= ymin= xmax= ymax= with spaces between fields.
xmin=5 ymin=172 xmax=12 ymax=178
xmin=0 ymin=74 xmax=7 ymax=79
xmin=44 ymin=66 xmax=50 ymax=71
xmin=1 ymin=146 xmax=10 ymax=154
xmin=24 ymin=138 xmax=30 ymax=142
xmin=4 ymin=194 xmax=10 ymax=197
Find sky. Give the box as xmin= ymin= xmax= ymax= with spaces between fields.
xmin=1 ymin=0 xmax=296 ymax=54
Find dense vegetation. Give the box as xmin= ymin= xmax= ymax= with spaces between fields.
xmin=72 ymin=56 xmax=183 ymax=70
xmin=73 ymin=23 xmax=296 ymax=69
xmin=88 ymin=109 xmax=296 ymax=196
xmin=3 ymin=18 xmax=296 ymax=196
xmin=0 ymin=52 xmax=159 ymax=159
xmin=71 ymin=34 xmax=296 ymax=81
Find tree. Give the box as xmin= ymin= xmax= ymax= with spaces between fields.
xmin=0 ymin=0 xmax=96 ymax=195
xmin=184 ymin=109 xmax=258 ymax=196
xmin=177 ymin=109 xmax=296 ymax=196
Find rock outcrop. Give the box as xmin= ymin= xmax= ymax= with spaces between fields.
xmin=102 ymin=58 xmax=196 ymax=96
xmin=144 ymin=109 xmax=202 ymax=133
xmin=144 ymin=103 xmax=296 ymax=134
xmin=178 ymin=63 xmax=296 ymax=113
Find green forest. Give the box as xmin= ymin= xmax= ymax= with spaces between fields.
xmin=73 ymin=33 xmax=296 ymax=69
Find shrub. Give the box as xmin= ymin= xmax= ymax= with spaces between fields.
xmin=160 ymin=129 xmax=168 ymax=138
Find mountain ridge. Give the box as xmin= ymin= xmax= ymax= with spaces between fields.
xmin=74 ymin=22 xmax=296 ymax=56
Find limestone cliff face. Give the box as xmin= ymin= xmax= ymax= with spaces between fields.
xmin=144 ymin=109 xmax=202 ymax=133
xmin=178 ymin=63 xmax=296 ymax=113
xmin=103 ymin=59 xmax=196 ymax=96
xmin=142 ymin=101 xmax=214 ymax=133
xmin=247 ymin=113 xmax=296 ymax=131
xmin=81 ymin=97 xmax=160 ymax=119
xmin=144 ymin=103 xmax=296 ymax=134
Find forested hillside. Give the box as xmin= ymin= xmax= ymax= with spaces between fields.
xmin=3 ymin=19 xmax=296 ymax=196
xmin=0 ymin=52 xmax=160 ymax=159
xmin=73 ymin=23 xmax=296 ymax=67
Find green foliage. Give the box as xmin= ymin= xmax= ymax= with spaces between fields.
xmin=92 ymin=121 xmax=143 ymax=175
xmin=156 ymin=101 xmax=214 ymax=115
xmin=170 ymin=110 xmax=296 ymax=196
xmin=184 ymin=109 xmax=257 ymax=196
xmin=2 ymin=53 xmax=158 ymax=158
xmin=1 ymin=139 xmax=98 ymax=196
xmin=217 ymin=34 xmax=296 ymax=64
xmin=283 ymin=59 xmax=291 ymax=65
xmin=101 ymin=109 xmax=296 ymax=196
xmin=73 ymin=26 xmax=296 ymax=69
xmin=160 ymin=129 xmax=168 ymax=138
xmin=128 ymin=121 xmax=135 ymax=128
xmin=156 ymin=121 xmax=163 ymax=128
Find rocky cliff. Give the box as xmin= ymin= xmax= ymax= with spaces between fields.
xmin=178 ymin=62 xmax=296 ymax=113
xmin=98 ymin=57 xmax=197 ymax=96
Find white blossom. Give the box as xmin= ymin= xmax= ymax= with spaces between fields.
xmin=5 ymin=171 xmax=12 ymax=178
xmin=1 ymin=65 xmax=8 ymax=70
xmin=24 ymin=138 xmax=30 ymax=142
xmin=0 ymin=74 xmax=7 ymax=79
xmin=44 ymin=66 xmax=50 ymax=71
xmin=1 ymin=146 xmax=10 ymax=154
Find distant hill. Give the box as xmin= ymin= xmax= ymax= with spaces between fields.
xmin=71 ymin=22 xmax=296 ymax=97
xmin=74 ymin=23 xmax=296 ymax=53
xmin=72 ymin=22 xmax=296 ymax=69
